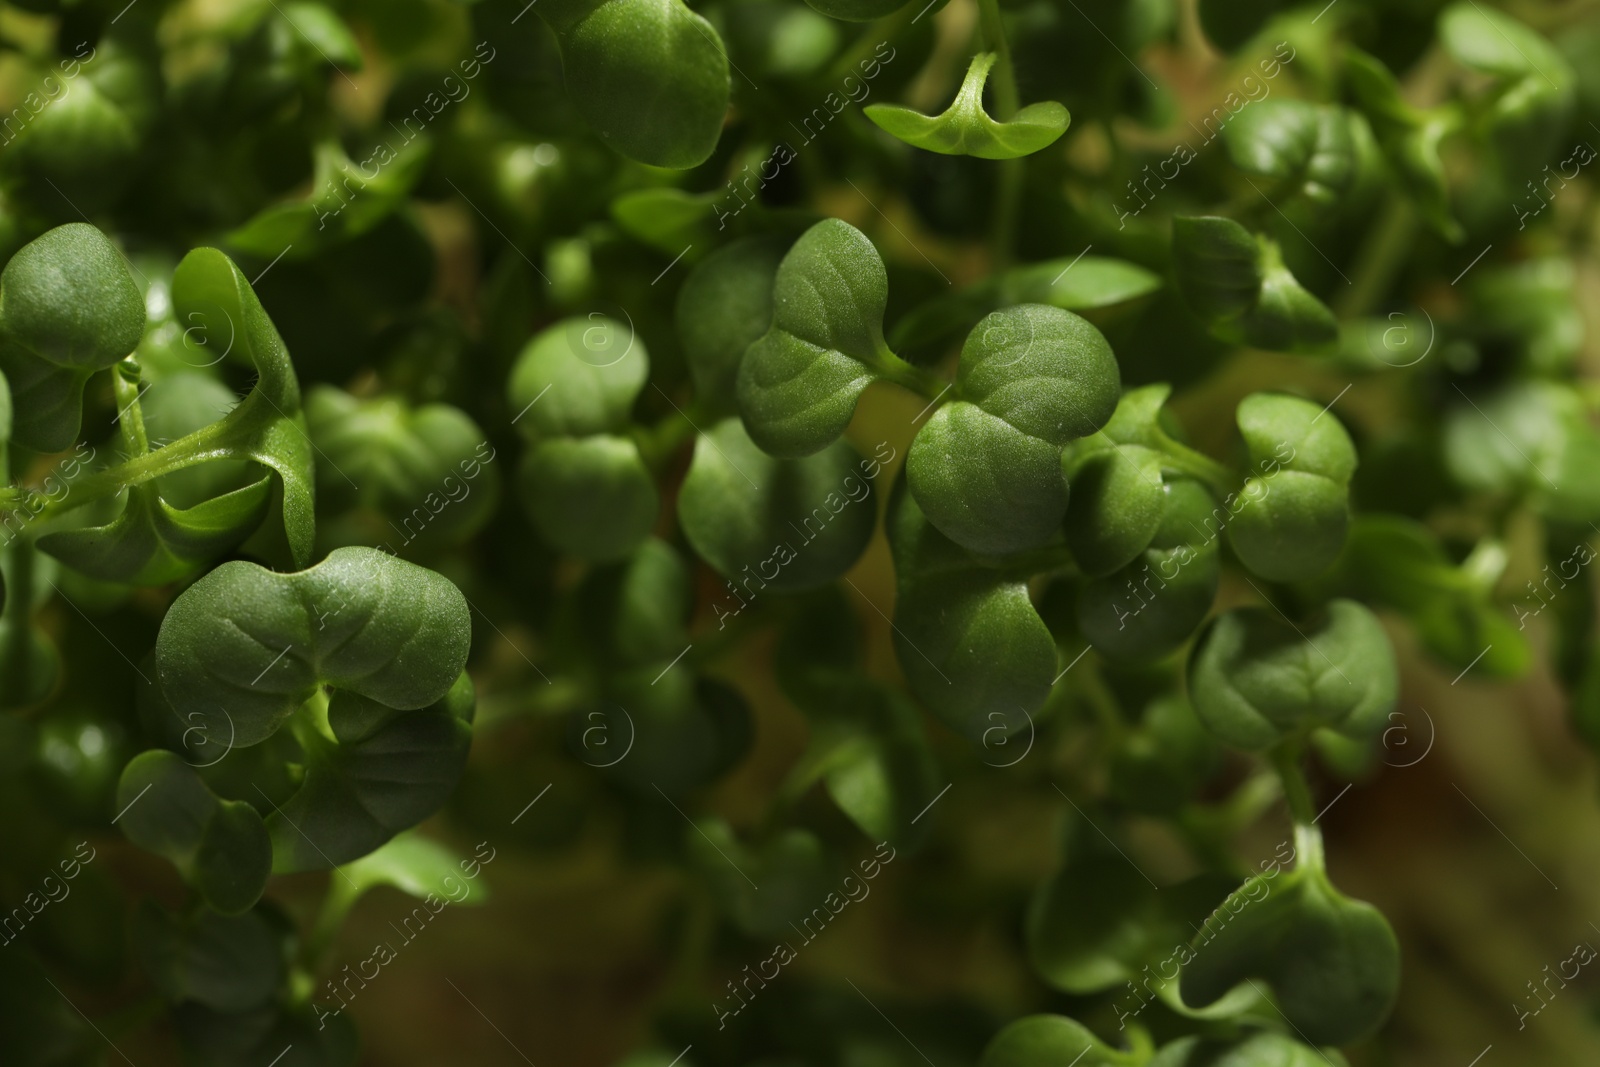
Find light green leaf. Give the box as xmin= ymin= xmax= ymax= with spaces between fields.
xmin=906 ymin=304 xmax=1119 ymax=555
xmin=509 ymin=316 xmax=649 ymax=442
xmin=979 ymin=1015 xmax=1127 ymax=1067
xmin=866 ymin=52 xmax=1069 ymax=160
xmin=738 ymin=219 xmax=895 ymax=457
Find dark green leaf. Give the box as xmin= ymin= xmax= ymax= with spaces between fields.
xmin=1179 ymin=867 xmax=1399 ymax=1046
xmin=115 ymin=750 xmax=272 ymax=914
xmin=268 ymin=671 xmax=474 ymax=871
xmin=134 ymin=902 xmax=283 ymax=1013
xmin=679 ymin=417 xmax=881 ymax=592
xmin=676 ymin=236 xmax=787 ymax=413
xmin=1223 ymin=100 xmax=1371 ymax=211
xmin=888 ymin=479 xmax=1055 ymax=742
xmin=535 ymin=0 xmax=731 ymax=169
xmin=1171 ymin=216 xmax=1337 ymax=354
xmin=1187 ymin=598 xmax=1398 ymax=750
xmin=519 ymin=435 xmax=659 ymax=563
xmin=154 ymin=546 xmax=471 ymax=748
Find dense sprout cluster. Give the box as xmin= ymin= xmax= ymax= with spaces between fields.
xmin=0 ymin=0 xmax=1597 ymax=1064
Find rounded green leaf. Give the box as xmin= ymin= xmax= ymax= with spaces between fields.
xmin=907 ymin=304 xmax=1119 ymax=555
xmin=1179 ymin=868 xmax=1400 ymax=1046
xmin=675 ymin=236 xmax=787 ymax=412
xmin=0 ymin=223 xmax=143 ymax=369
xmin=536 ymin=0 xmax=731 ymax=169
xmin=980 ymin=1015 xmax=1125 ymax=1067
xmin=888 ymin=482 xmax=1055 ymax=742
xmin=1224 ymin=100 xmax=1370 ymax=211
xmin=509 ymin=315 xmax=649 ymax=441
xmin=865 ymin=53 xmax=1069 ymax=160
xmin=1227 ymin=393 xmax=1355 ymax=581
xmin=679 ymin=417 xmax=879 ymax=591
xmin=956 ymin=305 xmax=1121 ymax=446
xmin=738 ymin=219 xmax=891 ymax=457
xmin=907 ymin=400 xmax=1069 ymax=556
xmin=583 ymin=674 xmax=751 ymax=796
xmin=1236 ymin=393 xmax=1356 ymax=483
xmin=267 ymin=672 xmax=475 ymax=871
xmin=687 ymin=818 xmax=834 ymax=938
xmin=1187 ymin=599 xmax=1398 ymax=750
xmin=1227 ymin=471 xmax=1348 ymax=581
xmin=571 ymin=537 xmax=692 ymax=667
xmin=1078 ymin=478 xmax=1222 ymax=662
xmin=154 ymin=547 xmax=472 ymax=748
xmin=518 ymin=435 xmax=659 ymax=562
xmin=306 ymin=387 xmax=500 ymax=549
xmin=1150 ymin=1032 xmax=1346 ymax=1067
xmin=1063 ymin=444 xmax=1166 ymax=576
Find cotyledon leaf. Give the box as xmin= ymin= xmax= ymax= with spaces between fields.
xmin=865 ymin=52 xmax=1069 ymax=160
xmin=153 ymin=546 xmax=471 ymax=749
xmin=534 ymin=0 xmax=731 ymax=169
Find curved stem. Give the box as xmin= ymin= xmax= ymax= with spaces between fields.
xmin=870 ymin=345 xmax=949 ymax=401
xmin=1270 ymin=740 xmax=1326 ymax=874
xmin=1154 ymin=434 xmax=1236 ymax=497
